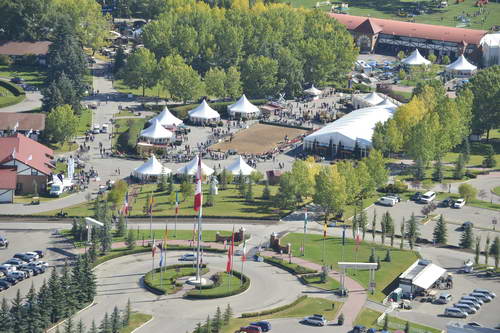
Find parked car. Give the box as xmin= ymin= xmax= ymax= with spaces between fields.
xmin=453 ymin=198 xmax=466 ymax=209
xmin=0 ymin=264 xmax=17 ymax=274
xmin=458 ymin=299 xmax=481 ymax=310
xmin=4 ymin=258 xmax=26 ymax=267
xmin=23 ymin=252 xmax=39 ymax=261
xmin=470 ymin=292 xmax=492 ymax=302
xmin=92 ymin=124 xmax=101 ymax=134
xmin=8 ymin=271 xmax=27 ymax=281
xmin=18 ymin=266 xmax=34 ymax=277
xmin=0 ymin=279 xmax=12 ymax=291
xmin=378 ymin=196 xmax=398 ymax=207
xmin=2 ymin=276 xmax=18 ymax=285
xmin=411 ymin=192 xmax=422 ymax=201
xmin=353 ymin=325 xmax=367 ymax=333
xmin=0 ymin=237 xmax=8 ymax=248
xmin=419 ymin=191 xmax=436 ymax=204
xmin=435 ymin=293 xmax=452 ymax=304
xmin=461 ymin=296 xmax=483 ymax=306
xmin=14 ymin=253 xmax=33 ymax=263
xmin=301 ymin=316 xmax=327 ymax=326
xmin=466 ymin=323 xmax=482 ymax=328
xmin=35 ymin=261 xmax=49 ymax=268
xmin=34 ymin=250 xmax=44 ymax=258
xmin=473 ymin=288 xmax=496 ymax=298
xmin=178 ymin=254 xmax=197 ymax=261
xmin=440 ymin=198 xmax=454 ymax=207
xmin=454 ymin=303 xmax=477 ymax=314
xmin=250 ymin=321 xmax=271 ymax=332
xmin=461 ymin=222 xmax=474 ymax=230
xmin=386 ymin=194 xmax=401 ymax=202
xmin=444 ymin=307 xmax=467 ymax=318
xmin=239 ymin=325 xmax=262 ymax=333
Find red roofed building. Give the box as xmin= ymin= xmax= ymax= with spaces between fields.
xmin=330 ymin=13 xmax=487 ymax=59
xmin=0 ymin=133 xmax=54 ymax=199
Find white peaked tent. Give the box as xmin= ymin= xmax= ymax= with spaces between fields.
xmin=188 ymin=100 xmax=221 ymax=124
xmin=377 ymin=98 xmax=397 ymax=108
xmin=133 ymin=155 xmax=171 ymax=179
xmin=353 ymin=92 xmax=384 ymax=109
xmin=226 ymin=156 xmax=255 ymax=176
xmin=304 ymin=85 xmax=322 ymax=96
xmin=228 ymin=95 xmax=260 ymax=118
xmin=148 ymin=106 xmax=183 ymax=128
xmin=177 ymin=155 xmax=214 ymax=176
xmin=445 ymin=55 xmax=477 ymax=77
xmin=402 ymin=49 xmax=431 ymax=66
xmin=139 ymin=119 xmax=173 ymax=144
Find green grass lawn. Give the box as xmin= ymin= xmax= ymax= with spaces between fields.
xmin=354 ymin=308 xmax=440 ymax=333
xmin=302 ymin=274 xmax=341 ymax=291
xmin=39 ymin=183 xmax=282 ymax=218
xmin=77 ymin=108 xmax=92 ymax=136
xmin=188 ymin=272 xmax=242 ymax=297
xmin=0 ymin=85 xmax=25 ymax=108
xmin=0 ymin=64 xmax=47 ymax=88
xmin=287 ymin=0 xmax=500 ymax=30
xmin=442 ymin=151 xmax=500 ymax=168
xmin=282 ymin=233 xmax=420 ymax=302
xmin=113 ymin=80 xmax=169 ymax=99
xmin=493 ymin=186 xmax=500 ymax=196
xmin=120 ymin=312 xmax=152 ymax=333
xmin=145 ymin=265 xmax=209 ymax=294
xmin=222 ymin=297 xmax=342 ymax=333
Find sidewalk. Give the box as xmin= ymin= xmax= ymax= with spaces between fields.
xmin=261 ymin=250 xmax=367 ymax=328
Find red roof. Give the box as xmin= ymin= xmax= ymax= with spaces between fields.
xmin=0 ymin=167 xmax=17 ymax=189
xmin=0 ymin=133 xmax=54 ymax=175
xmin=330 ymin=13 xmax=487 ymax=45
xmin=0 ymin=41 xmax=52 ymax=56
xmin=354 ymin=18 xmax=382 ymax=34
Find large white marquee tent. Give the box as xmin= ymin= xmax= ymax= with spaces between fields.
xmin=303 ymin=104 xmax=397 ymax=151
xmin=148 ymin=106 xmax=183 ymax=129
xmin=177 ymin=155 xmax=214 ymax=176
xmin=228 ymin=95 xmax=260 ymax=118
xmin=401 ymin=49 xmax=431 ymax=66
xmin=133 ymin=155 xmax=171 ymax=179
xmin=139 ymin=119 xmax=173 ymax=144
xmin=188 ymin=100 xmax=221 ymax=124
xmin=445 ymin=55 xmax=477 ymax=77
xmin=226 ymin=156 xmax=255 ymax=176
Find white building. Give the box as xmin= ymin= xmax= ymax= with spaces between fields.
xmin=398 ymin=259 xmax=446 ymax=296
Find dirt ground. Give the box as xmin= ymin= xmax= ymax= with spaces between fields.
xmin=211 ymin=123 xmax=308 ymax=154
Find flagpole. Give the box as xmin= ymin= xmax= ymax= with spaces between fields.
xmin=302 ymin=209 xmax=307 ymax=256
xmin=152 ymin=236 xmax=155 ymax=281
xmin=322 ymin=222 xmax=327 ymax=264
xmin=240 ymin=235 xmax=246 ymax=285
xmin=196 ymin=204 xmax=202 ymax=283
xmin=149 ymin=192 xmax=153 ymax=241
xmin=228 ymin=224 xmax=235 ymax=293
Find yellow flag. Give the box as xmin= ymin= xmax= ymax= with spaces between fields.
xmin=323 ymin=222 xmax=327 ymax=238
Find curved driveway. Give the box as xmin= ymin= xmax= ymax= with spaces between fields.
xmin=54 ymin=251 xmax=318 ymax=333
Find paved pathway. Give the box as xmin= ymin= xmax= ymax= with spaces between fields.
xmin=0 ymin=90 xmax=43 ymax=113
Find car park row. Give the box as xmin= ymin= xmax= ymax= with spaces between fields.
xmin=0 ymin=250 xmax=48 ymax=292
xmin=444 ymin=289 xmax=496 ymax=319
xmin=379 ymin=191 xmax=466 ymax=209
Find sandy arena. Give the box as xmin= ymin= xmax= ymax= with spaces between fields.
xmin=211 ymin=123 xmax=308 ymax=154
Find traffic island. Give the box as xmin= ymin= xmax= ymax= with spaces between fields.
xmin=143 ymin=264 xmax=209 ymax=295
xmin=185 ymin=270 xmax=250 ymax=299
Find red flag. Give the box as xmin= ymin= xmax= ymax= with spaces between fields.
xmin=355 ymin=227 xmax=361 ymax=251
xmin=226 ymin=245 xmax=232 ymax=273
xmin=193 ymin=155 xmax=202 ymax=212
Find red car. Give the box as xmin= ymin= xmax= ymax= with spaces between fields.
xmin=239 ymin=325 xmax=262 ymax=333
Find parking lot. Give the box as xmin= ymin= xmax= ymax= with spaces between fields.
xmin=0 ymin=229 xmax=71 ymax=299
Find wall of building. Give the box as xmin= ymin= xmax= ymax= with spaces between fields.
xmin=0 ymin=189 xmax=14 ymax=203
xmin=16 ymin=175 xmax=47 ymax=195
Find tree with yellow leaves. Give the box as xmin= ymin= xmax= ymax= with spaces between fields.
xmin=313 ymin=165 xmax=347 ymax=223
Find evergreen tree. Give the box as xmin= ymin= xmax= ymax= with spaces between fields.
xmin=48 ymin=267 xmax=64 ymax=323
xmin=383 ymin=315 xmax=389 ymax=331
xmin=213 ymin=306 xmax=223 ymax=333
xmin=485 ymin=234 xmax=491 ymax=266
xmin=432 ymin=158 xmax=444 ymax=183
xmin=407 ymin=213 xmax=419 ymax=250
xmin=89 ymin=320 xmax=98 ymax=333
xmin=475 ymin=237 xmax=481 ymax=265
xmin=368 ymin=248 xmax=376 ymax=263
xmin=433 ymin=215 xmax=447 ymax=245
xmin=460 ymin=224 xmax=474 ymax=249
xmin=384 ymin=249 xmax=392 ymax=262
xmin=413 ymin=158 xmax=425 ymax=181
xmin=64 ymin=316 xmax=74 ymax=333
xmin=25 ymin=283 xmax=43 ymax=333
xmin=99 ymin=312 xmax=111 ymax=333
xmin=223 ymin=304 xmax=233 ymax=325
xmin=71 ymin=257 xmax=85 ymax=307
xmin=262 ymin=181 xmax=271 ymax=200
xmin=60 ymin=260 xmax=77 ymax=317
xmin=359 ymin=209 xmax=368 ymax=240
xmin=117 ymin=215 xmax=127 ymax=237
xmin=390 ymin=227 xmax=395 ymax=247
xmin=482 ymin=144 xmax=496 ymax=168
xmin=380 ymin=212 xmax=386 ymax=245
xmin=205 ymin=315 xmax=212 ymax=333
xmin=37 ymin=279 xmax=51 ymax=329
xmin=167 ymin=174 xmax=174 ymax=195
xmin=195 ymin=322 xmax=203 ymax=333
xmin=245 ymin=181 xmax=253 ymax=202
xmin=462 ymin=139 xmax=471 ymax=164
xmin=238 ymin=171 xmax=247 ymax=198
xmin=0 ymin=298 xmax=11 ymax=333
xmin=489 ymin=236 xmax=500 ymax=270
xmin=157 ymin=171 xmax=168 ymax=192
xmin=113 ymin=47 xmax=126 ymax=75
xmin=205 ymin=191 xmax=214 ymax=207
xmin=126 ymin=230 xmax=136 ymax=250
xmin=371 ymin=210 xmax=377 ymax=241
xmin=376 ymin=256 xmax=381 ymax=271
xmin=110 ymin=306 xmax=121 ymax=333
xmin=10 ymin=290 xmax=25 ymax=333
xmin=400 ymin=218 xmax=405 ymax=249
xmin=454 ymin=154 xmax=466 ymax=179
xmin=82 ymin=256 xmax=97 ymax=302
xmin=88 ymin=240 xmax=98 ymax=263
xmin=122 ymin=299 xmax=131 ymax=327
xmin=404 ymin=321 xmax=410 ymax=333
xmin=77 ymin=319 xmax=85 ymax=333
xmin=100 ymin=220 xmax=113 ymax=254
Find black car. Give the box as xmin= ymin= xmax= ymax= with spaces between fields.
xmin=353 ymin=325 xmax=367 ymax=333
xmin=10 ymin=77 xmax=24 ymax=84
xmin=3 ymin=277 xmax=18 ymax=285
xmin=440 ymin=198 xmax=454 ymax=207
xmin=411 ymin=192 xmax=422 ymax=201
xmin=0 ymin=279 xmax=12 ymax=291
xmin=250 ymin=321 xmax=271 ymax=332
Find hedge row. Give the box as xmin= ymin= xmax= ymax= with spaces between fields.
xmin=185 ymin=270 xmax=250 ymax=299
xmin=241 ymin=295 xmax=308 ymax=318
xmin=263 ymin=256 xmax=317 ymax=275
xmin=0 ymin=79 xmax=25 ymax=96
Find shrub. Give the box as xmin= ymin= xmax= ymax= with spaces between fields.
xmin=0 ymin=54 xmax=12 ymax=66
xmin=379 ymin=181 xmax=408 ymax=193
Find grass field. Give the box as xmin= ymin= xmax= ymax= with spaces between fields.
xmin=0 ymin=64 xmax=47 ymax=88
xmin=493 ymin=186 xmax=500 ymax=196
xmin=302 ymin=274 xmax=341 ymax=291
xmin=120 ymin=312 xmax=152 ymax=333
xmin=145 ymin=266 xmax=209 ymax=294
xmin=354 ymin=308 xmax=440 ymax=333
xmin=286 ymin=0 xmax=500 ymax=30
xmin=222 ymin=297 xmax=342 ymax=333
xmin=211 ymin=123 xmax=308 ymax=155
xmin=0 ymin=84 xmax=25 ymax=108
xmin=282 ymin=233 xmax=420 ymax=302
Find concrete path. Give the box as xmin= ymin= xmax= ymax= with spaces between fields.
xmin=0 ymin=90 xmax=43 ymax=113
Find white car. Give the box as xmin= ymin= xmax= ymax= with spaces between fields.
xmin=92 ymin=124 xmax=100 ymax=134
xmin=8 ymin=271 xmax=27 ymax=280
xmin=301 ymin=316 xmax=327 ymax=326
xmin=35 ymin=261 xmax=49 ymax=268
xmin=178 ymin=254 xmax=197 ymax=261
xmin=453 ymin=198 xmax=466 ymax=208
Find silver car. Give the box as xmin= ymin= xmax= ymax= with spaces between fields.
xmin=454 ymin=303 xmax=477 ymax=314
xmin=301 ymin=316 xmax=327 ymax=326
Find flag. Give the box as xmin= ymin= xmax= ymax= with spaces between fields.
xmin=11 ymin=148 xmax=16 ymax=160
xmin=242 ymin=237 xmax=247 ymax=262
xmin=159 ymin=241 xmax=164 ymax=267
xmin=193 ymin=155 xmax=202 ymax=212
xmin=148 ymin=193 xmax=154 ymax=215
xmin=122 ymin=191 xmax=129 ymax=215
xmin=225 ymin=244 xmax=232 ymax=273
xmin=323 ymin=222 xmax=327 ymax=238
xmin=13 ymin=121 xmax=19 ymax=132
xmin=355 ymin=227 xmax=361 ymax=251
xmin=152 ymin=237 xmax=156 ymax=257
xmin=160 ymin=226 xmax=168 ymax=267
xmin=175 ymin=192 xmax=179 ymax=215
xmin=27 ymin=154 xmax=32 ymax=161
xmin=304 ymin=208 xmax=308 ymax=233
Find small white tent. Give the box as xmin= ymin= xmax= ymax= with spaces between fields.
xmin=304 ymin=85 xmax=322 ymax=100
xmin=188 ymin=100 xmax=221 ymax=124
xmin=445 ymin=55 xmax=477 ymax=77
xmin=352 ymin=92 xmax=384 ymax=109
xmin=148 ymin=106 xmax=183 ymax=129
xmin=401 ymin=49 xmax=431 ymax=66
xmin=139 ymin=119 xmax=173 ymax=144
xmin=228 ymin=95 xmax=260 ymax=118
xmin=133 ymin=155 xmax=171 ymax=179
xmin=226 ymin=156 xmax=255 ymax=176
xmin=177 ymin=155 xmax=214 ymax=176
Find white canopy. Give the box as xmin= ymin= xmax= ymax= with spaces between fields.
xmin=445 ymin=55 xmax=477 ymax=72
xmin=188 ymin=100 xmax=220 ymax=121
xmin=303 ymin=105 xmax=396 ymax=150
xmin=402 ymin=49 xmax=431 ymax=65
xmin=377 ymin=98 xmax=397 ymax=108
xmin=364 ymin=92 xmax=384 ymax=105
xmin=140 ymin=119 xmax=173 ymax=139
xmin=133 ymin=155 xmax=171 ymax=178
xmin=226 ymin=156 xmax=255 ymax=176
xmin=177 ymin=155 xmax=214 ymax=176
xmin=148 ymin=106 xmax=183 ymax=128
xmin=228 ymin=95 xmax=260 ymax=115
xmin=304 ymin=85 xmax=322 ymax=96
